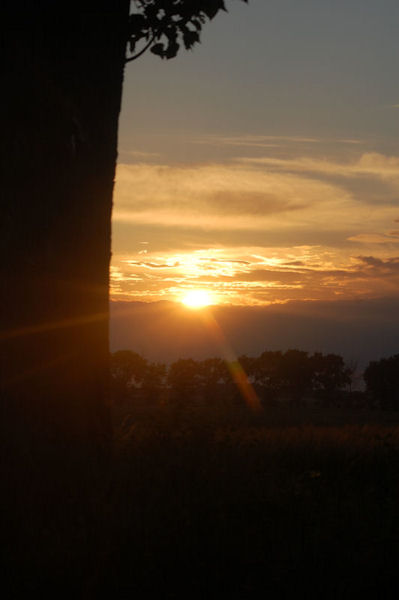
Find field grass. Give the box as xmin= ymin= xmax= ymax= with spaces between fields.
xmin=88 ymin=402 xmax=399 ymax=598
xmin=7 ymin=401 xmax=399 ymax=598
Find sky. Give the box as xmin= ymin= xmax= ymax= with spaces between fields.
xmin=110 ymin=0 xmax=399 ymax=333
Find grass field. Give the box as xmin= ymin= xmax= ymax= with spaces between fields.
xmin=7 ymin=401 xmax=399 ymax=598
xmin=88 ymin=402 xmax=399 ymax=598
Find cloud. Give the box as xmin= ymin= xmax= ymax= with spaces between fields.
xmin=357 ymin=255 xmax=399 ymax=272
xmin=337 ymin=139 xmax=363 ymax=145
xmin=118 ymin=149 xmax=161 ymax=160
xmin=193 ymin=134 xmax=320 ymax=148
xmin=347 ymin=233 xmax=399 ymax=244
xmin=128 ymin=261 xmax=180 ymax=269
xmin=113 ymin=159 xmax=399 ymax=250
xmin=112 ymin=153 xmax=399 ymax=305
xmin=238 ymin=153 xmax=399 ymax=181
xmin=193 ymin=134 xmax=363 ymax=149
xmin=283 ymin=260 xmax=306 ymax=266
xmin=110 ymin=242 xmax=399 ymax=306
xmin=113 ymin=162 xmax=356 ymax=232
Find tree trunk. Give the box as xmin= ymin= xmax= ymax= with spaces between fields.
xmin=1 ymin=0 xmax=129 ymax=586
xmin=2 ymin=0 xmax=130 ymax=443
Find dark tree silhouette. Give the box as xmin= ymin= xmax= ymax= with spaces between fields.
xmin=168 ymin=358 xmax=201 ymax=405
xmin=364 ymin=355 xmax=399 ymax=410
xmin=255 ymin=350 xmax=283 ymax=403
xmin=275 ymin=350 xmax=313 ymax=407
xmin=198 ymin=357 xmax=230 ymax=400
xmin=142 ymin=361 xmax=166 ymax=403
xmin=1 ymin=0 xmax=245 ymax=450
xmin=1 ymin=1 xmax=246 ymax=584
xmin=127 ymin=0 xmax=247 ymax=62
xmin=111 ymin=349 xmax=148 ymax=399
xmin=312 ymin=352 xmax=351 ymax=407
xmin=237 ymin=354 xmax=257 ymax=382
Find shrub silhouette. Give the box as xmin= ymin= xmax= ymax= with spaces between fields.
xmin=365 ymin=354 xmax=399 ymax=410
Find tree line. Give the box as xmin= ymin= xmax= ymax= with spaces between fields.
xmin=111 ymin=349 xmax=399 ymax=410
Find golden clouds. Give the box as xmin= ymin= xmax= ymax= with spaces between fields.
xmin=113 ymin=157 xmax=399 ymax=239
xmin=347 ymin=233 xmax=399 ymax=244
xmin=114 ymin=162 xmax=334 ymax=213
xmin=113 ymin=162 xmax=354 ymax=231
xmin=238 ymin=152 xmax=399 ymax=181
xmin=111 ymin=151 xmax=399 ymax=305
xmin=110 ymin=247 xmax=399 ymax=305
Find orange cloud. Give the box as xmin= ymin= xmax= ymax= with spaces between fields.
xmin=111 ymin=153 xmax=399 ymax=305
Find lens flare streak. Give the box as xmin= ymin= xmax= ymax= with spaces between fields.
xmin=201 ymin=309 xmax=262 ymax=413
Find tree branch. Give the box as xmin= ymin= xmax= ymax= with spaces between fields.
xmin=125 ymin=34 xmax=155 ymax=62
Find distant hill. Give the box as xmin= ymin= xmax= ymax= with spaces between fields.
xmin=110 ymin=296 xmax=399 ymax=367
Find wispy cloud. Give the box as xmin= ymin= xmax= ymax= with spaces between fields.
xmin=114 ymin=160 xmax=398 ymax=237
xmin=347 ymin=233 xmax=399 ymax=244
xmin=237 ymin=153 xmax=399 ymax=181
xmin=118 ymin=149 xmax=161 ymax=160
xmin=193 ymin=134 xmax=320 ymax=148
xmin=193 ymin=134 xmax=364 ymax=149
xmin=114 ymin=163 xmax=342 ymax=234
xmin=111 ymin=246 xmax=399 ymax=305
xmin=112 ymin=152 xmax=399 ymax=304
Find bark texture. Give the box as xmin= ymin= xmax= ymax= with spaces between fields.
xmin=1 ymin=0 xmax=129 ymax=584
xmin=2 ymin=0 xmax=129 ymax=443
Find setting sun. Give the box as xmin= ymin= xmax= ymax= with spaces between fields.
xmin=181 ymin=289 xmax=213 ymax=309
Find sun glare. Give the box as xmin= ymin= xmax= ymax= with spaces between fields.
xmin=181 ymin=289 xmax=213 ymax=309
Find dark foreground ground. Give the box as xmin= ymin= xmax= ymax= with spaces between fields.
xmin=6 ymin=403 xmax=399 ymax=599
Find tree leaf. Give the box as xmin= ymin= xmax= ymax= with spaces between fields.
xmin=150 ymin=43 xmax=165 ymax=56
xmin=183 ymin=29 xmax=200 ymax=49
xmin=202 ymin=0 xmax=226 ymax=20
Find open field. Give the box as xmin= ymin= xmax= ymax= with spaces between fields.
xmin=113 ymin=400 xmax=399 ymax=433
xmin=93 ymin=402 xmax=399 ymax=598
xmin=8 ymin=402 xmax=399 ymax=598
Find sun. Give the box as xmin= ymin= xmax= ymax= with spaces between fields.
xmin=181 ymin=289 xmax=213 ymax=309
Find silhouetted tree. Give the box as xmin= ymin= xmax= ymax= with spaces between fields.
xmin=111 ymin=350 xmax=147 ymax=400
xmin=168 ymin=358 xmax=201 ymax=406
xmin=364 ymin=355 xmax=399 ymax=410
xmin=238 ymin=354 xmax=257 ymax=381
xmin=142 ymin=361 xmax=167 ymax=403
xmin=346 ymin=359 xmax=359 ymax=394
xmin=279 ymin=350 xmax=313 ymax=407
xmin=198 ymin=357 xmax=230 ymax=401
xmin=312 ymin=352 xmax=350 ymax=407
xmin=1 ymin=1 xmax=245 ymax=587
xmin=1 ymin=0 xmax=244 ymax=448
xmin=254 ymin=350 xmax=283 ymax=403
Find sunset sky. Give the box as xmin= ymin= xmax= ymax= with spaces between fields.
xmin=111 ymin=0 xmax=399 ymax=309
